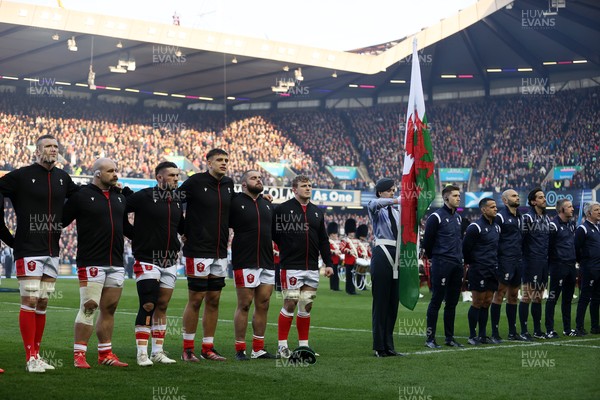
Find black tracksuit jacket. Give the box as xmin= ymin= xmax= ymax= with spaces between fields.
xmin=63 ymin=184 xmax=128 ymax=267
xmin=125 ymin=186 xmax=184 ymax=268
xmin=230 ymin=193 xmax=274 ymax=270
xmin=0 ymin=163 xmax=78 ymax=259
xmin=272 ymin=197 xmax=333 ymax=270
xmin=177 ymin=171 xmax=234 ymax=259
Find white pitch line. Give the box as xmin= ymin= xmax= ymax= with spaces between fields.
xmin=2 ymin=301 xmax=600 ymax=344
xmin=408 ymin=338 xmax=600 ymax=355
xmin=544 ymin=342 xmax=600 ymax=349
xmin=0 ymin=302 xmax=373 ymax=333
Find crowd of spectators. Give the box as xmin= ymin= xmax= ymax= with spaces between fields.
xmin=1 ymin=87 xmax=599 ymax=269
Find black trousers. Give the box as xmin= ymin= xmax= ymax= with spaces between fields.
xmin=576 ymin=267 xmax=600 ymax=331
xmin=329 ymin=263 xmax=340 ymax=290
xmin=545 ymin=262 xmax=576 ymax=333
xmin=345 ymin=263 xmax=356 ymax=294
xmin=426 ymin=258 xmax=463 ymax=341
xmin=371 ymin=245 xmax=399 ymax=352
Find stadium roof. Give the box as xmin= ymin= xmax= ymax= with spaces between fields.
xmin=0 ymin=0 xmax=598 ymax=107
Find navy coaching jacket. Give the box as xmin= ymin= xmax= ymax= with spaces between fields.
xmin=423 ymin=205 xmax=463 ymax=265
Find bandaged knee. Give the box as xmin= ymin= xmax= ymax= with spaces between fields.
xmin=19 ymin=279 xmax=41 ymax=298
xmin=282 ymin=289 xmax=300 ymax=300
xmin=76 ymin=282 xmax=103 ymax=325
xmin=39 ymin=281 xmax=56 ymax=300
xmin=136 ymin=280 xmax=159 ymax=326
xmin=298 ymin=291 xmax=316 ymax=313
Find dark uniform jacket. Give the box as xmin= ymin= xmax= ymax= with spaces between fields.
xmin=549 ymin=215 xmax=576 ymax=266
xmin=177 ymin=171 xmax=234 ymax=259
xmin=230 ymin=193 xmax=274 ymax=270
xmin=63 ymin=184 xmax=127 ymax=267
xmin=463 ymin=216 xmax=500 ymax=269
xmin=423 ymin=204 xmax=463 ymax=264
xmin=0 ymin=163 xmax=78 ymax=259
xmin=575 ymin=220 xmax=600 ymax=270
xmin=125 ymin=186 xmax=184 ymax=268
xmin=272 ymin=198 xmax=332 ymax=270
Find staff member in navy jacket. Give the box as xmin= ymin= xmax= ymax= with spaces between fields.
xmin=490 ymin=189 xmax=523 ymax=342
xmin=545 ymin=199 xmax=577 ymax=338
xmin=575 ymin=201 xmax=600 ymax=335
xmin=367 ymin=178 xmax=403 ymax=357
xmin=423 ymin=185 xmax=464 ymax=349
xmin=520 ymin=188 xmax=551 ymax=340
xmin=463 ymin=198 xmax=500 ymax=345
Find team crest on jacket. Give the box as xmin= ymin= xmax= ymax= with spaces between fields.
xmin=91 ymin=197 xmax=95 ymax=201
xmin=315 ymin=212 xmax=319 ymax=218
xmin=59 ymin=179 xmax=63 ymax=185
xmin=289 ymin=277 xmax=298 ymax=286
xmin=89 ymin=267 xmax=99 ymax=278
xmin=27 ymin=260 xmax=36 ymax=271
xmin=31 ymin=179 xmax=36 ymax=183
xmin=197 ymin=262 xmax=205 ymax=273
xmin=145 ymin=264 xmax=153 ymax=271
xmin=247 ymin=274 xmax=255 ymax=284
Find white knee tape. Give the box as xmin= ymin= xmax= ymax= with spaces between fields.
xmin=39 ymin=281 xmax=56 ymax=300
xmin=298 ymin=290 xmax=316 ymax=313
xmin=19 ymin=280 xmax=41 ymax=298
xmin=282 ymin=289 xmax=300 ymax=300
xmin=75 ymin=282 xmax=103 ymax=325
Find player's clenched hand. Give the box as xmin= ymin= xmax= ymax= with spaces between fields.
xmin=263 ymin=193 xmax=274 ymax=202
xmin=324 ymin=267 xmax=334 ymax=277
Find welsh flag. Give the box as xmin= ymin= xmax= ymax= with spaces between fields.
xmin=396 ymin=39 xmax=435 ymax=310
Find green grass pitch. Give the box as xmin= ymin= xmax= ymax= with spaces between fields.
xmin=0 ymin=277 xmax=598 ymax=400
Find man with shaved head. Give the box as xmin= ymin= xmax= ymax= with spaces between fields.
xmin=490 ymin=189 xmax=524 ymax=342
xmin=63 ymin=157 xmax=130 ymax=368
